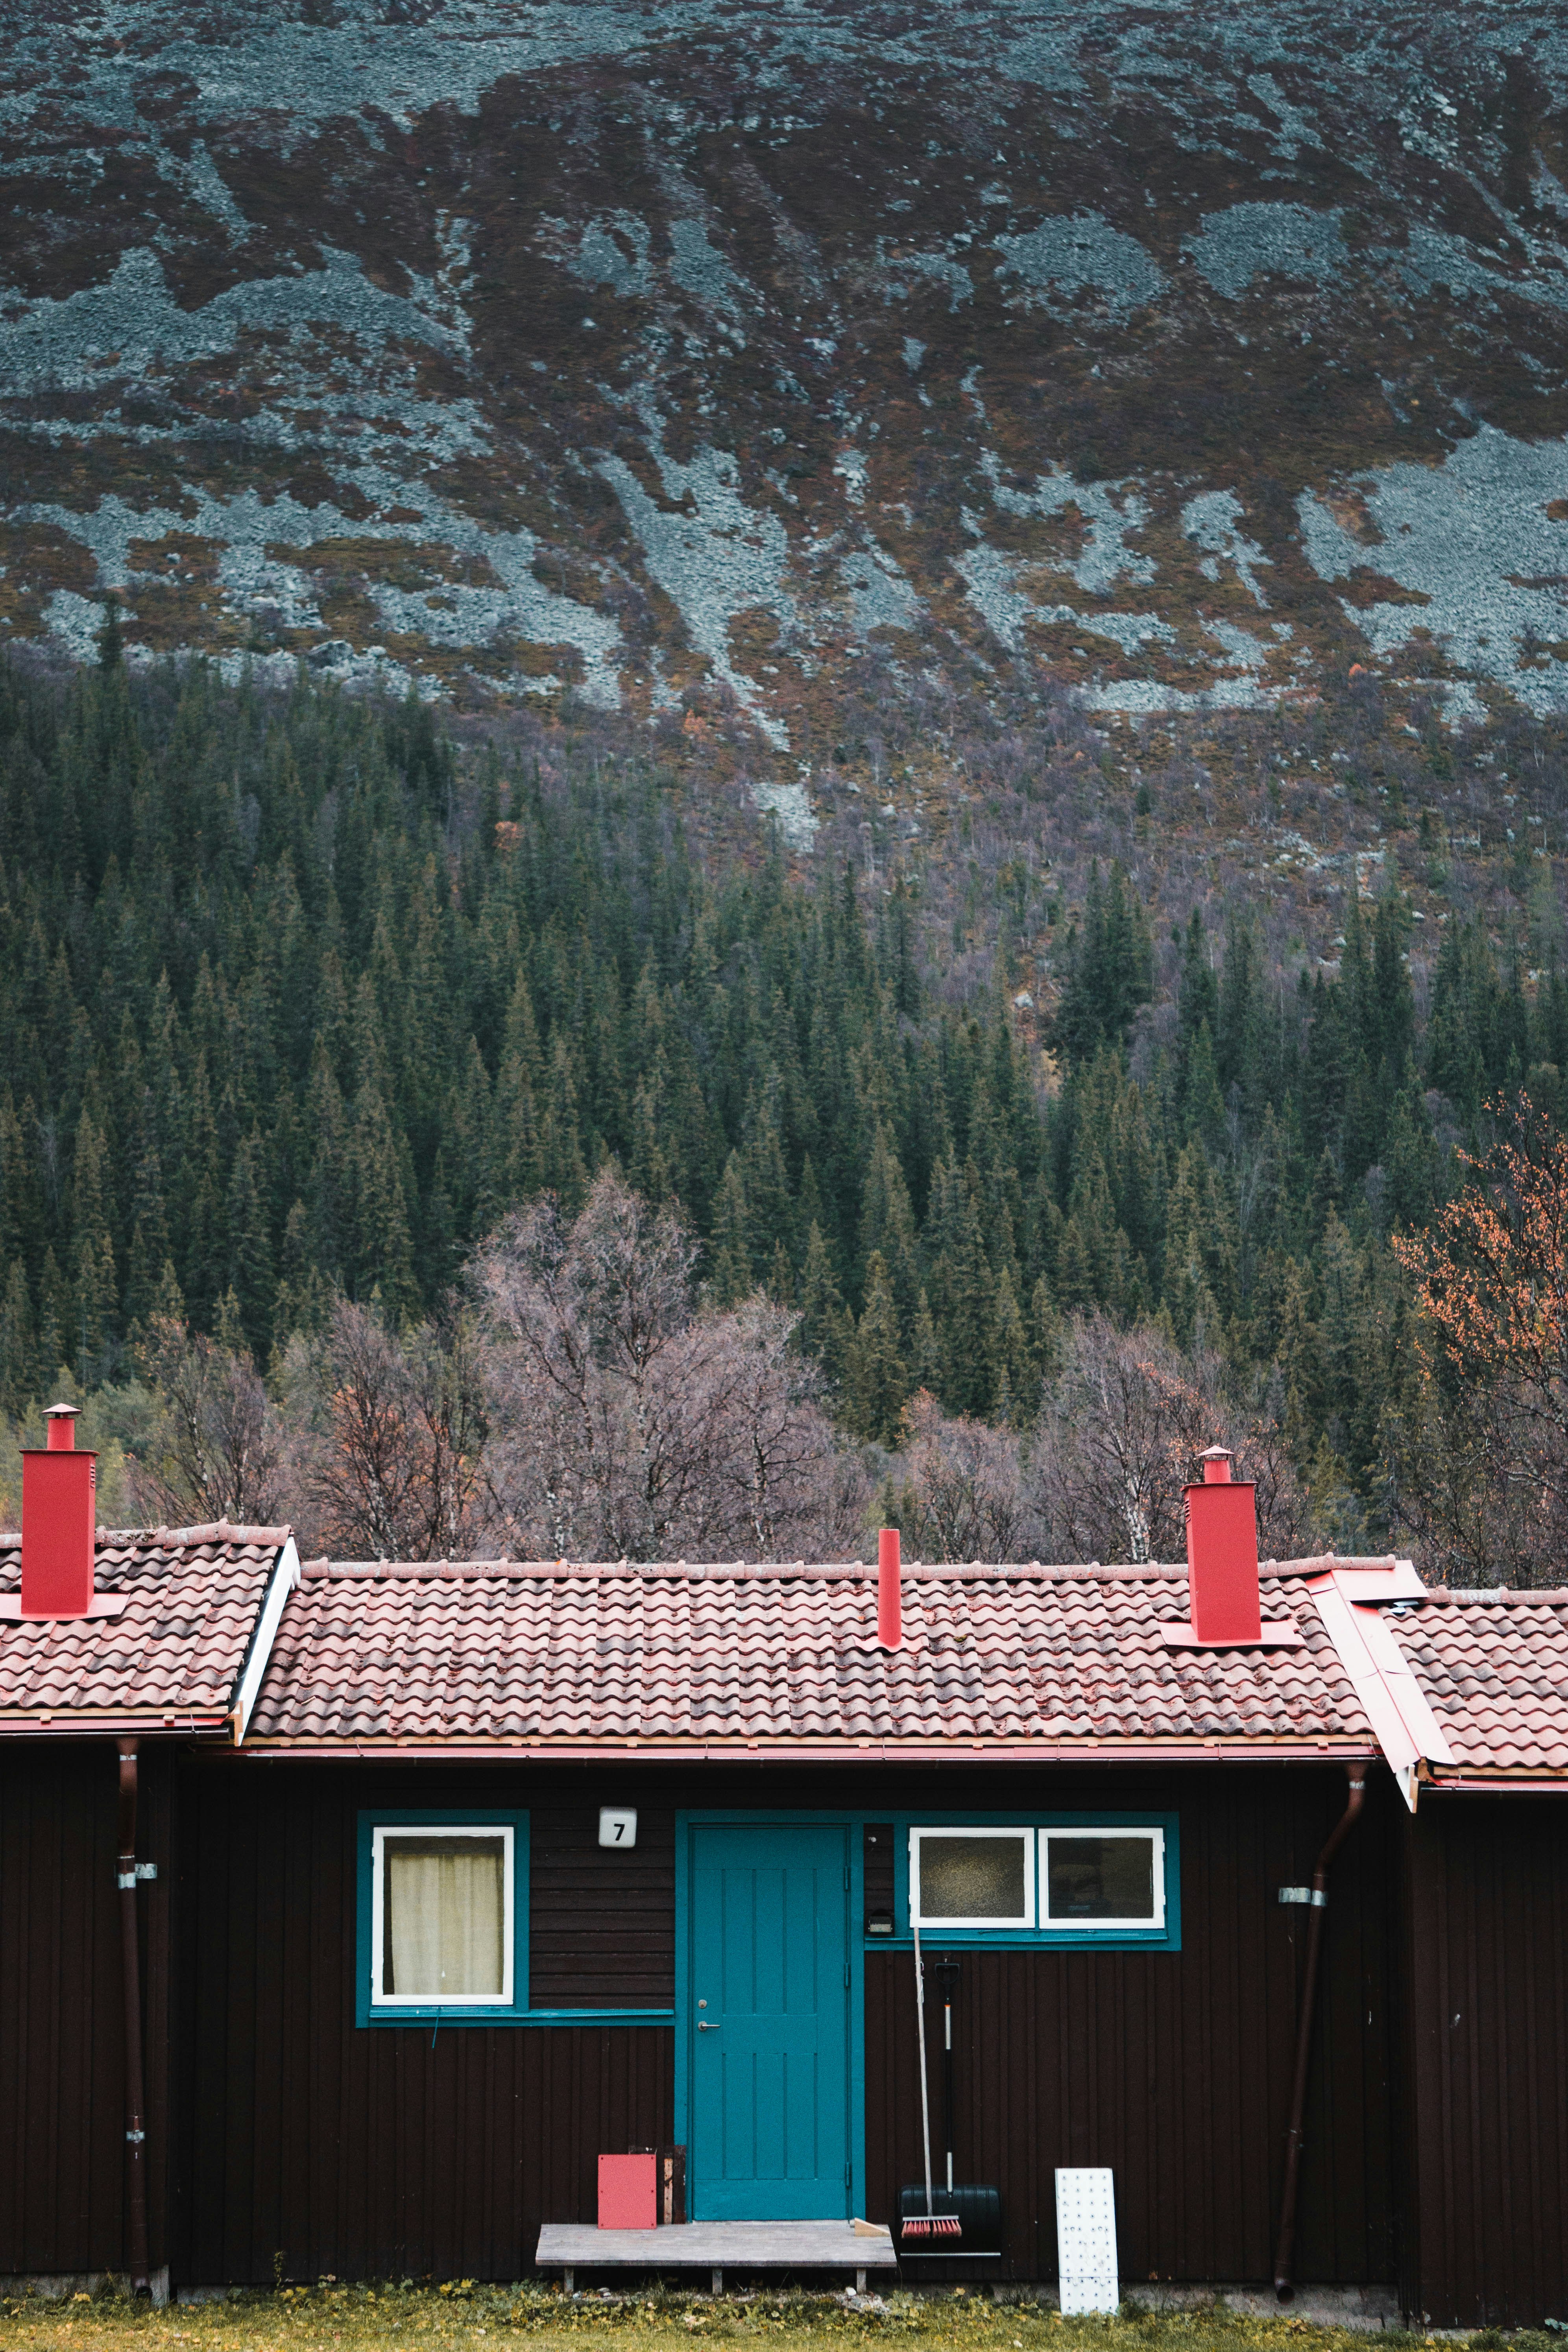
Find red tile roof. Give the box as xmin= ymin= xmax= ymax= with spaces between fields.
xmin=245 ymin=1556 xmax=1382 ymax=1758
xmin=1396 ymin=1590 xmax=1568 ymax=1782
xmin=0 ymin=1523 xmax=292 ymax=1735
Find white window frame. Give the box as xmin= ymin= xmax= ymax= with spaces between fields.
xmin=369 ymin=1823 xmax=516 ymax=2009
xmin=909 ymin=1824 xmax=1036 ymax=1930
xmin=1040 ymin=1826 xmax=1166 ymax=1932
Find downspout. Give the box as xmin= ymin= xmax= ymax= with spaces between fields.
xmin=116 ymin=1740 xmax=151 ymax=2295
xmin=1273 ymin=1763 xmax=1369 ymax=2302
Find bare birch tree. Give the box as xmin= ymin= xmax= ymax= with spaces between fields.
xmin=130 ymin=1314 xmax=289 ymax=1527
xmin=1029 ymin=1312 xmax=1309 ymax=1564
xmin=474 ymin=1172 xmax=860 ymax=1559
xmin=877 ymin=1390 xmax=1029 ymax=1561
xmin=280 ymin=1298 xmax=491 ymax=1559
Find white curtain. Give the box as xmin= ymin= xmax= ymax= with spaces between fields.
xmin=385 ymin=1839 xmax=505 ymax=1997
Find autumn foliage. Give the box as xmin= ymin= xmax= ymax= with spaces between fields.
xmin=1392 ymin=1097 xmax=1568 ymax=1585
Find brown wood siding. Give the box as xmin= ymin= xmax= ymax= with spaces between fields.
xmin=168 ymin=1758 xmax=1398 ymax=2288
xmin=529 ymin=1806 xmax=675 ymax=2007
xmin=864 ymin=1769 xmax=1400 ymax=2286
xmin=174 ymin=1765 xmax=675 ymax=2283
xmin=0 ymin=1743 xmax=174 ymax=2279
xmin=1406 ymin=1796 xmax=1568 ymax=2328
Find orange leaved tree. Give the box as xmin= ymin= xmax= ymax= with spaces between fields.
xmin=1391 ymin=1094 xmax=1568 ymax=1586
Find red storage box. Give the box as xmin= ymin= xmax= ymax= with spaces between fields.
xmin=598 ymin=2152 xmax=658 ymax=2229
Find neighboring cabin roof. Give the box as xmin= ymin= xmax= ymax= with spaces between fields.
xmin=243 ymin=1554 xmax=1382 ymax=1760
xmin=0 ymin=1523 xmax=295 ymax=1737
xmin=1398 ymin=1589 xmax=1568 ymax=1786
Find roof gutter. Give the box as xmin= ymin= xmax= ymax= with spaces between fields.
xmin=224 ymin=1737 xmax=1379 ymax=1765
xmin=1422 ymin=1775 xmax=1568 ymax=1795
xmin=0 ymin=1711 xmax=230 ymax=1738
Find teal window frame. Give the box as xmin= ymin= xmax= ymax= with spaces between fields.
xmin=890 ymin=1810 xmax=1181 ymax=1951
xmin=355 ymin=1807 xmax=675 ymax=2029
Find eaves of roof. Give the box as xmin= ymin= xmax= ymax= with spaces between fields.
xmin=235 ymin=1734 xmax=1379 ymax=1764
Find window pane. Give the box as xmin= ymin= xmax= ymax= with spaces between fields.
xmin=918 ymin=1834 xmax=1027 ymax=1920
xmin=383 ymin=1837 xmax=505 ymax=1997
xmin=1045 ymin=1835 xmax=1155 ymax=1921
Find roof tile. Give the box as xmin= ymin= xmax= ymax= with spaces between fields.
xmin=0 ymin=1523 xmax=287 ymax=1723
xmin=247 ymin=1558 xmax=1377 ymax=1751
xmin=1396 ymin=1592 xmax=1568 ymax=1777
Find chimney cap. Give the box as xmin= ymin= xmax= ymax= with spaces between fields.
xmin=1198 ymin=1444 xmax=1232 ymax=1462
xmin=45 ymin=1402 xmax=79 ymax=1419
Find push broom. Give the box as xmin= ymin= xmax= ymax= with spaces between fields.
xmin=898 ymin=1928 xmax=1003 ymax=2258
xmin=900 ymin=1918 xmax=962 ymax=2242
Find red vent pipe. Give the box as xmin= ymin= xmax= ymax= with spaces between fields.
xmin=878 ymin=1527 xmax=902 ymax=1650
xmin=1184 ymin=1446 xmax=1261 ymax=1644
xmin=20 ymin=1404 xmax=97 ymax=1618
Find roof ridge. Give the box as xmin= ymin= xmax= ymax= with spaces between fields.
xmin=299 ymin=1555 xmax=1194 ymax=1581
xmin=0 ymin=1521 xmax=294 ymax=1548
xmin=1427 ymin=1586 xmax=1568 ymax=1603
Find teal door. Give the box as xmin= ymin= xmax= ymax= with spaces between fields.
xmin=689 ymin=1823 xmax=851 ymax=2219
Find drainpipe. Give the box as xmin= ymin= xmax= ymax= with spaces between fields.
xmin=116 ymin=1741 xmax=151 ymax=2295
xmin=1273 ymin=1762 xmax=1369 ymax=2302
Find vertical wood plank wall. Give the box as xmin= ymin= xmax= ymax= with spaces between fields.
xmin=863 ymin=1769 xmax=1400 ymax=2288
xmin=167 ymin=1759 xmax=1398 ymax=2290
xmin=172 ymin=1765 xmax=674 ymax=2284
xmin=0 ymin=1744 xmax=174 ymax=2280
xmin=1406 ymin=1797 xmax=1568 ymax=2328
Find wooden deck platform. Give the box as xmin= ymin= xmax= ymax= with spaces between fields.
xmin=535 ymin=2220 xmax=898 ymax=2293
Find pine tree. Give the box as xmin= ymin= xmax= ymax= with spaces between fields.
xmin=708 ymin=1156 xmax=753 ymax=1307
xmin=933 ymin=1183 xmax=997 ymax=1418
xmin=910 ymin=1289 xmax=942 ymax=1392
xmin=36 ymin=1248 xmax=69 ymax=1396
xmin=844 ymin=1252 xmax=909 ymax=1444
xmin=0 ymin=1262 xmax=33 ymax=1418
xmin=69 ymin=1109 xmax=116 ymax=1375
xmin=799 ymin=1222 xmax=851 ymax=1386
xmin=227 ymin=1133 xmax=275 ymax=1353
xmin=347 ymin=1084 xmax=417 ymax=1320
xmin=990 ymin=1268 xmax=1034 ymax=1426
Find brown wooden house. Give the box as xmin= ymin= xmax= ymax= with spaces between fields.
xmin=2 ymin=1430 xmax=1567 ymax=2323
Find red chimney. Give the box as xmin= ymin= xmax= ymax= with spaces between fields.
xmin=21 ymin=1405 xmax=97 ymax=1619
xmin=1184 ymin=1446 xmax=1261 ymax=1645
xmin=877 ymin=1526 xmax=902 ymax=1650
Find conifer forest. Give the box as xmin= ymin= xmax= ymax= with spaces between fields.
xmin=3 ymin=644 xmax=1568 ymax=1584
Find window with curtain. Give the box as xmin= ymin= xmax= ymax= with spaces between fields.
xmin=370 ymin=1825 xmax=515 ymax=2008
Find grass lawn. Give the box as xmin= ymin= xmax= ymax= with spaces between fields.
xmin=0 ymin=2287 xmax=1547 ymax=2352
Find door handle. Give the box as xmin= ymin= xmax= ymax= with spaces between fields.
xmin=697 ymin=2020 xmax=721 ymax=2029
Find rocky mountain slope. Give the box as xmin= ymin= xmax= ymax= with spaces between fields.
xmin=5 ymin=1 xmax=1568 ymax=789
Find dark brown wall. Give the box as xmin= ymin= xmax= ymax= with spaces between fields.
xmin=170 ymin=1762 xmax=673 ymax=2284
xmin=530 ymin=1802 xmax=674 ymax=2007
xmin=168 ymin=1758 xmax=1399 ymax=2290
xmin=0 ymin=1742 xmax=174 ymax=2280
xmin=1405 ymin=1795 xmax=1568 ymax=2328
xmin=863 ymin=1768 xmax=1401 ymax=2289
